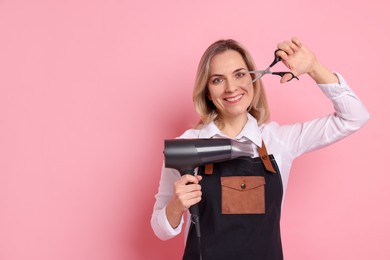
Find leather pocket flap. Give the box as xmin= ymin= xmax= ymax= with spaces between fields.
xmin=221 ymin=176 xmax=265 ymax=191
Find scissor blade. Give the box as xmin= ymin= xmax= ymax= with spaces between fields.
xmin=248 ymin=69 xmax=270 ymax=82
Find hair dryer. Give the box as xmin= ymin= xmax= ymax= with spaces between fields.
xmin=164 ymin=138 xmax=253 ymax=174
xmin=163 ymin=138 xmax=253 ymax=240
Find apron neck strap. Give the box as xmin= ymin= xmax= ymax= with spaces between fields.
xmin=258 ymin=140 xmax=276 ymax=173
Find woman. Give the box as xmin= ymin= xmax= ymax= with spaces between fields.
xmin=151 ymin=37 xmax=369 ymax=259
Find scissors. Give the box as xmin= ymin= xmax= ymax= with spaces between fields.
xmin=248 ymin=49 xmax=299 ymax=83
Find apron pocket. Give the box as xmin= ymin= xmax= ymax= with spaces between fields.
xmin=221 ymin=176 xmax=265 ymax=214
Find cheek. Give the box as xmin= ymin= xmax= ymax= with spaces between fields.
xmin=246 ymin=85 xmax=255 ymax=98
xmin=207 ymin=87 xmax=221 ymax=101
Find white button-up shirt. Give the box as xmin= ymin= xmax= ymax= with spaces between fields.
xmin=151 ymin=73 xmax=369 ymax=241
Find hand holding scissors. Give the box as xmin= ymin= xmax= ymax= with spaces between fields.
xmin=248 ymin=49 xmax=299 ymax=84
xmin=249 ymin=37 xmax=321 ymax=84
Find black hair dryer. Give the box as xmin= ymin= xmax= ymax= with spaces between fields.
xmin=163 ymin=138 xmax=253 ymax=239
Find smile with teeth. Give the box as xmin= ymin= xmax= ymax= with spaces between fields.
xmin=225 ymin=94 xmax=243 ymax=102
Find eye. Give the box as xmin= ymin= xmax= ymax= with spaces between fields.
xmin=210 ymin=77 xmax=223 ymax=85
xmin=235 ymin=71 xmax=247 ymax=79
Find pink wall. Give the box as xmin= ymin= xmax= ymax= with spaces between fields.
xmin=0 ymin=0 xmax=388 ymax=259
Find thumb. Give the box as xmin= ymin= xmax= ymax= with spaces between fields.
xmin=280 ymin=74 xmax=290 ymax=84
xmin=279 ymin=72 xmax=297 ymax=84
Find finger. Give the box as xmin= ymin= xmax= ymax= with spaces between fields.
xmin=279 ymin=40 xmax=299 ymax=54
xmin=277 ymin=41 xmax=294 ymax=55
xmin=178 ymin=187 xmax=202 ymax=199
xmin=178 ymin=189 xmax=202 ymax=208
xmin=291 ymin=36 xmax=302 ymax=48
xmin=187 ymin=195 xmax=202 ymax=206
xmin=180 ymin=195 xmax=202 ymax=209
xmin=188 ymin=189 xmax=202 ymax=200
xmin=280 ymin=74 xmax=291 ymax=84
xmin=186 ymin=182 xmax=202 ymax=191
xmin=275 ymin=49 xmax=289 ymax=60
xmin=277 ymin=39 xmax=301 ymax=55
xmin=179 ymin=174 xmax=201 ymax=185
xmin=175 ymin=178 xmax=202 ymax=193
xmin=186 ymin=174 xmax=202 ymax=184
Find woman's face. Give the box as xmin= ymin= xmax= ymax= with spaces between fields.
xmin=207 ymin=50 xmax=254 ymax=121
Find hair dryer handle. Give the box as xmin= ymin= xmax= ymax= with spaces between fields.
xmin=189 ymin=204 xmax=201 ymax=238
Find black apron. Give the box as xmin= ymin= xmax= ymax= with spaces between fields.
xmin=183 ymin=145 xmax=284 ymax=260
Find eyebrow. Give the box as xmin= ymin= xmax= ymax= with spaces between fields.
xmin=209 ymin=68 xmax=247 ymax=78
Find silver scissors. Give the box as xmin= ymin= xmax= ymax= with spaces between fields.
xmin=248 ymin=49 xmax=299 ymax=83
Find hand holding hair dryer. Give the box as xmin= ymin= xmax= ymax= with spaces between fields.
xmin=163 ymin=138 xmax=253 ymax=240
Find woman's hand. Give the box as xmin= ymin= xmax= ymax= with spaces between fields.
xmin=276 ymin=37 xmax=339 ymax=84
xmin=166 ymin=174 xmax=202 ymax=229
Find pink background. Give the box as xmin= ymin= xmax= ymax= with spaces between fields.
xmin=0 ymin=0 xmax=388 ymax=259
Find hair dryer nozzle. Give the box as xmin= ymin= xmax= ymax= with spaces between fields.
xmin=230 ymin=139 xmax=254 ymax=159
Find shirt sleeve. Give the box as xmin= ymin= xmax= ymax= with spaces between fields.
xmin=273 ymin=73 xmax=370 ymax=159
xmin=150 ymin=163 xmax=184 ymax=240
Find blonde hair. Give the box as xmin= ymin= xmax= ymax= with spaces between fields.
xmin=193 ymin=39 xmax=270 ymax=128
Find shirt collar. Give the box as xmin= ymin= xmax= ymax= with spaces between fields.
xmin=198 ymin=113 xmax=263 ymax=147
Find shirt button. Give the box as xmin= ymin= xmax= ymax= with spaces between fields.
xmin=241 ymin=183 xmax=246 ymax=189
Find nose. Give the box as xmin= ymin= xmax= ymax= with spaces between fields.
xmin=224 ymin=78 xmax=238 ymax=93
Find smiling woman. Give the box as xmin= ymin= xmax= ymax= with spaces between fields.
xmin=151 ymin=37 xmax=370 ymax=260
xmin=207 ymin=50 xmax=255 ymax=136
xmin=193 ymin=39 xmax=270 ymax=134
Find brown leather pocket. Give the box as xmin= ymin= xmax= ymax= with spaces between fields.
xmin=221 ymin=176 xmax=265 ymax=214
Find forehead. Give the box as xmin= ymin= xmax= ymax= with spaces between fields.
xmin=209 ymin=50 xmax=247 ymax=74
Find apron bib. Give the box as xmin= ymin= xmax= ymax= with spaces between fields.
xmin=183 ymin=145 xmax=284 ymax=260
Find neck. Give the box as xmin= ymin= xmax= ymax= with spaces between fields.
xmin=217 ymin=114 xmax=248 ymax=138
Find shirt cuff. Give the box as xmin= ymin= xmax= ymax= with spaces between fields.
xmin=317 ymin=72 xmax=351 ymax=99
xmin=158 ymin=206 xmax=184 ymax=237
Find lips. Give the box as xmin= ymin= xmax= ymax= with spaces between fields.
xmin=224 ymin=94 xmax=243 ymax=103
